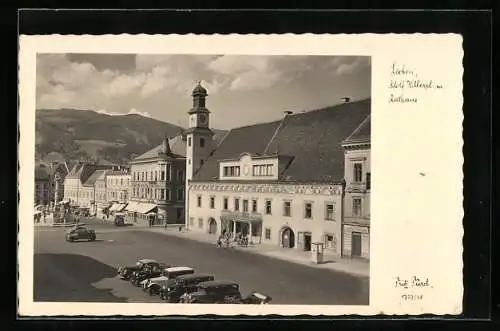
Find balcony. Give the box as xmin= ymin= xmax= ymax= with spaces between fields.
xmin=220 ymin=210 xmax=263 ymax=222
xmin=346 ymin=182 xmax=370 ymax=192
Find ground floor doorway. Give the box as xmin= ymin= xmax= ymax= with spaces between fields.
xmin=208 ymin=218 xmax=217 ymax=235
xmin=281 ymin=227 xmax=295 ymax=248
xmin=351 ymin=231 xmax=362 ymax=257
xmin=304 ymin=232 xmax=312 ymax=251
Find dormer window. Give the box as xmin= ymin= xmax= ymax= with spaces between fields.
xmin=223 ymin=166 xmax=240 ymax=177
xmin=252 ymin=164 xmax=274 ymax=177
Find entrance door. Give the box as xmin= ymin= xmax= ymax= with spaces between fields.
xmin=304 ymin=232 xmax=312 ymax=251
xmin=281 ymin=227 xmax=295 ymax=248
xmin=208 ymin=218 xmax=217 ymax=235
xmin=351 ymin=232 xmax=362 ymax=257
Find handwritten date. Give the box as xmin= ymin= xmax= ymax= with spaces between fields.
xmin=401 ymin=294 xmax=424 ymax=302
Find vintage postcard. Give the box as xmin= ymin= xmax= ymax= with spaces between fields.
xmin=18 ymin=34 xmax=463 ymax=316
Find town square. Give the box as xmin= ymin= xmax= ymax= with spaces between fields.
xmin=33 ymin=53 xmax=371 ymax=305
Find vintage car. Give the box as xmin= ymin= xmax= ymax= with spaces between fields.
xmin=117 ymin=259 xmax=159 ymax=281
xmin=65 ymin=225 xmax=96 ymax=242
xmin=142 ymin=266 xmax=195 ymax=293
xmin=159 ymin=273 xmax=214 ymax=301
xmin=130 ymin=262 xmax=169 ymax=286
xmin=239 ymin=291 xmax=273 ymax=304
xmin=179 ymin=280 xmax=242 ymax=304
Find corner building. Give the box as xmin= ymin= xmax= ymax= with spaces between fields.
xmin=341 ymin=115 xmax=371 ymax=259
xmin=185 ymin=83 xmax=371 ymax=258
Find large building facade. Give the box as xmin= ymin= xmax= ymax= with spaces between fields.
xmin=185 ymin=83 xmax=371 ymax=258
xmin=341 ymin=116 xmax=371 ymax=259
xmin=35 ymin=161 xmax=70 ymax=206
xmin=106 ymin=170 xmax=131 ymax=204
xmin=127 ymin=136 xmax=187 ymax=225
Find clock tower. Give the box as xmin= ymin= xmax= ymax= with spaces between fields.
xmin=185 ymin=81 xmax=214 ymax=183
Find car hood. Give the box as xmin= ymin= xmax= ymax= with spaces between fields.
xmin=148 ymin=276 xmax=168 ymax=283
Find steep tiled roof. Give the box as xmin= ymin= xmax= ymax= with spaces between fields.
xmin=83 ymin=170 xmax=106 ymax=186
xmin=133 ymin=135 xmax=186 ymax=161
xmin=343 ymin=114 xmax=371 ymax=145
xmin=194 ymin=121 xmax=281 ymax=181
xmin=193 ymin=98 xmax=371 ymax=183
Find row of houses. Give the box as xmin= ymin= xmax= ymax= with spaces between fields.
xmin=56 ymin=82 xmax=371 ymax=260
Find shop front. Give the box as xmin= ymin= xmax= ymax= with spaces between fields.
xmin=125 ymin=201 xmax=159 ymax=226
xmin=220 ymin=211 xmax=262 ymax=244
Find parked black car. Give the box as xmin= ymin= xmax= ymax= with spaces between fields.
xmin=130 ymin=262 xmax=169 ymax=286
xmin=159 ymin=273 xmax=215 ymax=301
xmin=179 ymin=280 xmax=242 ymax=304
xmin=239 ymin=291 xmax=273 ymax=304
xmin=117 ymin=259 xmax=159 ymax=281
xmin=143 ymin=266 xmax=196 ymax=294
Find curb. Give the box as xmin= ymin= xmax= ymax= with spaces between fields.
xmin=139 ymin=228 xmax=369 ymax=278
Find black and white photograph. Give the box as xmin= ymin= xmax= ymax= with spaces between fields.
xmin=19 ymin=33 xmax=464 ymax=316
xmin=33 ymin=53 xmax=371 ymax=305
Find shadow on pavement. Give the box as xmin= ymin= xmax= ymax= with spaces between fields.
xmin=34 ymin=253 xmax=127 ymax=302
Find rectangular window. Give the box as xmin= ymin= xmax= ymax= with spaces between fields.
xmin=223 ymin=166 xmax=241 ymax=177
xmin=252 ymin=199 xmax=257 ymax=213
xmin=155 ymin=172 xmax=158 ymax=181
xmin=266 ymin=164 xmax=273 ymax=176
xmin=166 ymin=164 xmax=171 ymax=181
xmin=223 ymin=197 xmax=228 ymax=210
xmin=304 ymin=202 xmax=313 ymax=219
xmin=200 ymin=138 xmax=205 ymax=147
xmin=210 ymin=196 xmax=215 ymax=209
xmin=161 ymin=171 xmax=165 ymax=181
xmin=283 ymin=201 xmax=291 ymax=216
xmin=243 ymin=200 xmax=249 ymax=212
xmin=265 ymin=228 xmax=271 ymax=240
xmin=160 ymin=189 xmax=165 ymax=200
xmin=353 ymin=198 xmax=362 ymax=216
xmin=354 ymin=163 xmax=363 ymax=182
xmin=366 ymin=172 xmax=371 ymax=190
xmin=325 ymin=203 xmax=335 ymax=220
xmin=176 ymin=208 xmax=183 ymax=219
xmin=324 ymin=234 xmax=336 ymax=251
xmin=265 ymin=200 xmax=272 ymax=215
xmin=177 ymin=188 xmax=184 ymax=201
xmin=177 ymin=170 xmax=184 ymax=181
xmin=188 ymin=137 xmax=192 ymax=147
xmin=234 ymin=198 xmax=240 ymax=211
xmin=252 ymin=165 xmax=259 ymax=176
xmin=198 ymin=218 xmax=203 ymax=229
xmin=166 ymin=189 xmax=171 ymax=201
xmin=197 ymin=195 xmax=202 ymax=207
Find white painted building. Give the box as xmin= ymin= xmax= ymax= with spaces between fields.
xmin=341 ymin=115 xmax=371 ymax=259
xmin=184 ymin=83 xmax=371 ymax=258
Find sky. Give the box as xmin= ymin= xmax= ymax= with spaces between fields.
xmin=36 ymin=54 xmax=371 ymax=130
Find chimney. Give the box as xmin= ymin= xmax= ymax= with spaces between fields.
xmin=162 ymin=135 xmax=171 ymax=154
xmin=341 ymin=97 xmax=351 ymax=103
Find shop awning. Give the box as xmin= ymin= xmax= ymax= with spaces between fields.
xmin=136 ymin=203 xmax=157 ymax=214
xmin=109 ymin=203 xmax=122 ymax=212
xmin=125 ymin=202 xmax=157 ymax=214
xmin=125 ymin=201 xmax=139 ymax=212
xmin=116 ymin=204 xmax=127 ymax=212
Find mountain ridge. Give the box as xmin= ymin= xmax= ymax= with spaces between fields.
xmin=35 ymin=108 xmax=227 ymax=165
